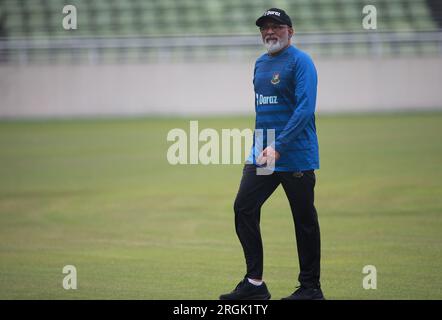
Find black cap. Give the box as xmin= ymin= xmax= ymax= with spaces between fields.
xmin=256 ymin=8 xmax=292 ymax=27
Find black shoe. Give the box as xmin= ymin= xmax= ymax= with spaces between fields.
xmin=219 ymin=278 xmax=271 ymax=300
xmin=281 ymin=285 xmax=325 ymax=300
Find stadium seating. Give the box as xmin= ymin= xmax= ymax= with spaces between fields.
xmin=0 ymin=0 xmax=440 ymax=62
xmin=1 ymin=0 xmax=439 ymax=37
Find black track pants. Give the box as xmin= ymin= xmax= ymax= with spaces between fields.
xmin=234 ymin=164 xmax=321 ymax=288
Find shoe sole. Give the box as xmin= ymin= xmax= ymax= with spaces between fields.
xmin=220 ymin=294 xmax=271 ymax=300
xmin=281 ymin=296 xmax=325 ymax=300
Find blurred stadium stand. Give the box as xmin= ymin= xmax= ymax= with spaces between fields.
xmin=1 ymin=1 xmax=442 ymax=118
xmin=0 ymin=0 xmax=442 ymax=64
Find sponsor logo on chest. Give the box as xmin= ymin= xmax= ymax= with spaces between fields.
xmin=256 ymin=94 xmax=278 ymax=106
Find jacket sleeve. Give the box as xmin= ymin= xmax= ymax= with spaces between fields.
xmin=273 ymin=53 xmax=317 ymax=155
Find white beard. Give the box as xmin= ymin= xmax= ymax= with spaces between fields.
xmin=264 ymin=38 xmax=288 ymax=54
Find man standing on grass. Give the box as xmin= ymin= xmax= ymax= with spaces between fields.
xmin=220 ymin=8 xmax=324 ymax=300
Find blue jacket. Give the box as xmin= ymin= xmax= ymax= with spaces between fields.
xmin=247 ymin=45 xmax=319 ymax=172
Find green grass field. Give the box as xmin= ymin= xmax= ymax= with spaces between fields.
xmin=0 ymin=112 xmax=441 ymax=299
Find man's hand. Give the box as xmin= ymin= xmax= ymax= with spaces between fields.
xmin=257 ymin=146 xmax=280 ymax=166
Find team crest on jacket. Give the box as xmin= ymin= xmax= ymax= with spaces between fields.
xmin=271 ymin=73 xmax=280 ymax=85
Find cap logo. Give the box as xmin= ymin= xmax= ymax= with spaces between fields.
xmin=264 ymin=10 xmax=281 ymax=17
